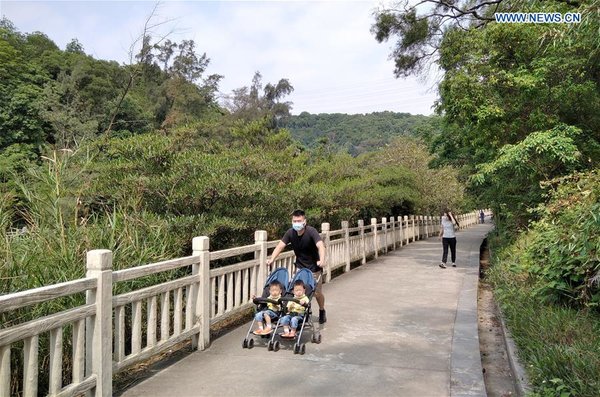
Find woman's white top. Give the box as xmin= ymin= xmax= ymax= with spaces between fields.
xmin=441 ymin=216 xmax=456 ymax=238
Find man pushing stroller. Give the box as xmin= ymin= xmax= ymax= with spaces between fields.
xmin=267 ymin=209 xmax=327 ymax=324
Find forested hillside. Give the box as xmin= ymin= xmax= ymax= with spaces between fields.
xmin=285 ymin=112 xmax=441 ymax=155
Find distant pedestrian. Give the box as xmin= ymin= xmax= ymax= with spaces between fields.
xmin=267 ymin=209 xmax=327 ymax=324
xmin=479 ymin=209 xmax=485 ymax=224
xmin=439 ymin=209 xmax=460 ymax=268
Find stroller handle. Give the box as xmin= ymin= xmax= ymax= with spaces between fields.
xmin=252 ymin=297 xmax=281 ymax=305
xmin=280 ymin=297 xmax=307 ymax=306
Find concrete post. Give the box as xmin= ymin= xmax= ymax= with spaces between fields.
xmin=390 ymin=216 xmax=396 ymax=250
xmin=193 ymin=236 xmax=210 ymax=350
xmin=358 ymin=220 xmax=366 ymax=265
xmin=255 ymin=230 xmax=268 ymax=292
xmin=403 ymin=216 xmax=409 ymax=245
xmin=382 ymin=217 xmax=388 ymax=254
xmin=371 ymin=218 xmax=378 ymax=259
xmin=85 ymin=249 xmax=113 ymax=397
xmin=342 ymin=221 xmax=351 ymax=273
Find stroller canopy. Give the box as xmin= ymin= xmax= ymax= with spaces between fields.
xmin=264 ymin=267 xmax=289 ymax=292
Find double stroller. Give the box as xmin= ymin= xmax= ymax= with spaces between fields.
xmin=242 ymin=267 xmax=322 ymax=354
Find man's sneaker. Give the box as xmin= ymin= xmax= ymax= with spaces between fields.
xmin=452 ymin=263 xmax=456 ymax=267
xmin=319 ymin=309 xmax=327 ymax=324
xmin=439 ymin=262 xmax=447 ymax=269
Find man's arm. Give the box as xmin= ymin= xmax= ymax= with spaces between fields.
xmin=316 ymin=240 xmax=326 ymax=268
xmin=266 ymin=241 xmax=287 ymax=266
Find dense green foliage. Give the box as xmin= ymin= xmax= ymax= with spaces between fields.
xmin=284 ymin=111 xmax=442 ymax=155
xmin=488 ymin=171 xmax=600 ymax=396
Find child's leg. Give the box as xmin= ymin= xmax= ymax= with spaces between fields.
xmin=280 ymin=315 xmax=291 ymax=334
xmin=289 ymin=316 xmax=302 ymax=337
xmin=264 ymin=313 xmax=272 ymax=332
xmin=254 ymin=311 xmax=264 ymax=332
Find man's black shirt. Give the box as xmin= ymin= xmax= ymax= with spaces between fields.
xmin=281 ymin=225 xmax=322 ymax=273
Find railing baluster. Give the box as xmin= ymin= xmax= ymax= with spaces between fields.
xmin=160 ymin=292 xmax=170 ymax=342
xmin=234 ymin=270 xmax=242 ymax=308
xmin=23 ymin=335 xmax=38 ymax=397
xmin=249 ymin=266 xmax=256 ymax=304
xmin=115 ymin=306 xmax=125 ymax=361
xmin=148 ymin=296 xmax=157 ymax=347
xmin=174 ymin=287 xmax=183 ymax=336
xmin=0 ymin=345 xmax=10 ymax=397
xmin=72 ymin=319 xmax=85 ymax=384
xmin=49 ymin=327 xmax=63 ymax=394
xmin=210 ymin=278 xmax=216 ymax=318
xmin=226 ymin=273 xmax=234 ymax=312
xmin=242 ymin=268 xmax=249 ymax=304
xmin=132 ymin=300 xmax=142 ymax=354
xmin=217 ymin=275 xmax=225 ymax=316
xmin=185 ymin=285 xmax=192 ymax=331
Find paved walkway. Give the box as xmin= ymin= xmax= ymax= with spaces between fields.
xmin=121 ymin=224 xmax=493 ymax=397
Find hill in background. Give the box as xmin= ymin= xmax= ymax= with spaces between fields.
xmin=285 ymin=111 xmax=441 ymax=156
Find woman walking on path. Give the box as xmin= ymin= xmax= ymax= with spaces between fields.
xmin=439 ymin=210 xmax=460 ymax=268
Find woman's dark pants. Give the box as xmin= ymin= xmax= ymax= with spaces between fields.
xmin=442 ymin=237 xmax=457 ymax=263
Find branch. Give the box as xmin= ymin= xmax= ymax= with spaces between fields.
xmin=104 ymin=2 xmax=175 ymax=135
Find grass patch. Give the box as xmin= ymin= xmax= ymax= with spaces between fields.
xmin=488 ymin=240 xmax=600 ymax=397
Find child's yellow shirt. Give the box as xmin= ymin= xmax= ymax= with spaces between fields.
xmin=286 ymin=295 xmax=309 ymax=315
xmin=267 ymin=294 xmax=281 ymax=311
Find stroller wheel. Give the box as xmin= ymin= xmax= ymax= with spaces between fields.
xmin=242 ymin=339 xmax=248 ymax=349
xmin=313 ymin=333 xmax=322 ymax=344
xmin=248 ymin=338 xmax=255 ymax=349
xmin=274 ymin=341 xmax=280 ymax=352
xmin=300 ymin=344 xmax=306 ymax=355
xmin=293 ymin=344 xmax=300 ymax=354
xmin=267 ymin=341 xmax=273 ymax=351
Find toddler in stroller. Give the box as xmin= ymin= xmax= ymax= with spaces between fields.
xmin=253 ymin=280 xmax=283 ymax=335
xmin=280 ymin=280 xmax=309 ymax=338
xmin=242 ymin=267 xmax=288 ymax=349
xmin=279 ymin=268 xmax=322 ymax=354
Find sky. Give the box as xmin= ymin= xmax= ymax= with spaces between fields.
xmin=1 ymin=0 xmax=440 ymax=115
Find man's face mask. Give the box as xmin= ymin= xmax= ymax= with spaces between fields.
xmin=292 ymin=221 xmax=305 ymax=231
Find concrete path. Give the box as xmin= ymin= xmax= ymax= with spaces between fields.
xmin=121 ymin=224 xmax=493 ymax=397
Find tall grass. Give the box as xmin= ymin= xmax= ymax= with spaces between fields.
xmin=488 ymin=237 xmax=600 ymax=397
xmin=1 ymin=151 xmax=187 ymax=395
